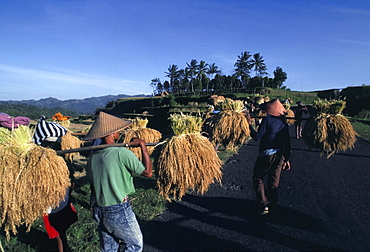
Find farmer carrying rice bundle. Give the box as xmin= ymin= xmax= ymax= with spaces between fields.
xmin=84 ymin=111 xmax=152 ymax=252
xmin=245 ymin=99 xmax=291 ymax=216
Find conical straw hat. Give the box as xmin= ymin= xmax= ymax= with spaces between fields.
xmin=84 ymin=112 xmax=132 ymax=141
xmin=260 ymin=99 xmax=287 ymax=117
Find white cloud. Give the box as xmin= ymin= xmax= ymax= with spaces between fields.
xmin=0 ymin=64 xmax=147 ymax=93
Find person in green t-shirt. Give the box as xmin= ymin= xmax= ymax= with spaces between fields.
xmin=84 ymin=112 xmax=153 ymax=252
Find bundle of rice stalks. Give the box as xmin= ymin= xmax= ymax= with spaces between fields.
xmin=0 ymin=127 xmax=10 ymax=144
xmin=312 ymin=99 xmax=346 ymax=114
xmin=254 ymin=96 xmax=265 ymax=105
xmin=156 ymin=113 xmax=223 ymax=201
xmin=56 ymin=120 xmax=70 ymax=129
xmin=52 ymin=112 xmax=72 ymax=128
xmin=208 ymin=111 xmax=250 ymax=150
xmin=0 ymin=126 xmax=70 ymax=239
xmin=206 ymin=99 xmax=250 ymax=150
xmin=2 ymin=125 xmax=34 ymax=155
xmin=131 ymin=117 xmax=149 ymax=129
xmin=282 ymin=99 xmax=291 ymax=110
xmin=120 ymin=117 xmax=162 ymax=160
xmin=61 ymin=131 xmax=83 ymax=163
xmin=263 ymin=96 xmax=271 ymax=103
xmin=219 ymin=99 xmax=244 ymax=112
xmin=282 ymin=99 xmax=295 ymax=125
xmin=303 ymin=99 xmax=358 ymax=158
xmin=208 ymin=95 xmax=225 ymax=106
xmin=285 ymin=109 xmax=296 ymax=125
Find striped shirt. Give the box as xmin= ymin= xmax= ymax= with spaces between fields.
xmin=33 ymin=116 xmax=67 ymax=145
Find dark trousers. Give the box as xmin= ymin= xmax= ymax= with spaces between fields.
xmin=253 ymin=152 xmax=285 ymax=207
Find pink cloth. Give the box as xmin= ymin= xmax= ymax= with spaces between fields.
xmin=0 ymin=113 xmax=31 ymax=130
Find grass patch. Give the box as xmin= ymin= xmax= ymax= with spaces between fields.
xmin=351 ymin=119 xmax=370 ymax=142
xmin=217 ymin=146 xmax=238 ymax=162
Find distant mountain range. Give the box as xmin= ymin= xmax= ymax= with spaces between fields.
xmin=0 ymin=94 xmax=150 ymax=114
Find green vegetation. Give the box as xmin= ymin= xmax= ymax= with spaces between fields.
xmin=0 ymin=102 xmax=79 ymax=120
xmin=351 ymin=119 xmax=370 ymax=142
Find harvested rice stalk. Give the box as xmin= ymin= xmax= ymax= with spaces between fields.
xmin=219 ymin=99 xmax=244 ymax=112
xmin=209 ymin=111 xmax=250 ymax=150
xmin=52 ymin=112 xmax=71 ymax=128
xmin=120 ymin=117 xmax=162 ymax=160
xmin=285 ymin=109 xmax=296 ymax=125
xmin=0 ymin=128 xmax=70 ymax=239
xmin=156 ymin=113 xmax=223 ymax=201
xmin=8 ymin=125 xmax=34 ymax=155
xmin=312 ymin=99 xmax=346 ymax=114
xmin=61 ymin=131 xmax=83 ymax=162
xmin=0 ymin=127 xmax=10 ymax=145
xmin=57 ymin=120 xmax=70 ymax=129
xmin=207 ymin=99 xmax=250 ymax=150
xmin=303 ymin=99 xmax=358 ymax=158
xmin=282 ymin=101 xmax=291 ymax=110
xmin=130 ymin=117 xmax=149 ymax=129
xmin=254 ymin=95 xmax=265 ymax=105
xmin=282 ymin=99 xmax=295 ymax=125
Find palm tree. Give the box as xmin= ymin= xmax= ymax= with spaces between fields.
xmin=197 ymin=60 xmax=208 ymax=79
xmin=250 ymin=53 xmax=267 ymax=77
xmin=233 ymin=51 xmax=252 ymax=88
xmin=206 ymin=63 xmax=221 ymax=93
xmin=207 ymin=63 xmax=221 ymax=80
xmin=165 ymin=64 xmax=179 ymax=94
xmin=150 ymin=78 xmax=161 ymax=96
xmin=196 ymin=60 xmax=208 ymax=93
xmin=178 ymin=68 xmax=191 ymax=93
xmin=186 ymin=59 xmax=198 ymax=93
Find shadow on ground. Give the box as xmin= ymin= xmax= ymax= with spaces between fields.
xmin=142 ymin=194 xmax=337 ymax=251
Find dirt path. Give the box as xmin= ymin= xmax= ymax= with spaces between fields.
xmin=142 ymin=126 xmax=370 ymax=251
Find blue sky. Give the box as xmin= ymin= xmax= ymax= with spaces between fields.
xmin=1 ymin=0 xmax=369 ymax=101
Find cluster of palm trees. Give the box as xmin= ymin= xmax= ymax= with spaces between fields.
xmin=149 ymin=51 xmax=288 ymax=96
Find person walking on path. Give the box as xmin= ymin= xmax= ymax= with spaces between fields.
xmin=245 ymin=99 xmax=291 ymax=216
xmin=294 ymin=101 xmax=308 ymax=139
xmin=85 ymin=112 xmax=153 ymax=252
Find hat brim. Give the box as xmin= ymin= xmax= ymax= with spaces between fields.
xmin=84 ymin=112 xmax=132 ymax=141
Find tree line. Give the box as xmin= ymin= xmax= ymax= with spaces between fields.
xmin=0 ymin=102 xmax=79 ymax=120
xmin=149 ymin=51 xmax=288 ymax=96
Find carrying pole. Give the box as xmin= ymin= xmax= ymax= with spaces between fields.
xmin=56 ymin=142 xmax=160 ymax=156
